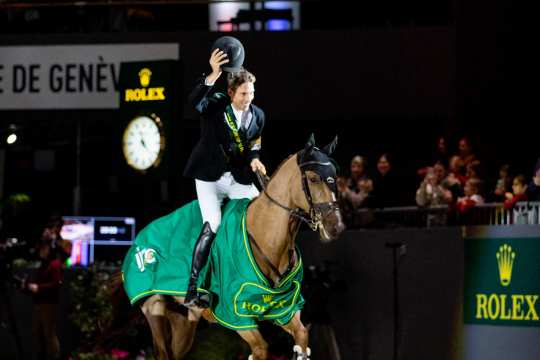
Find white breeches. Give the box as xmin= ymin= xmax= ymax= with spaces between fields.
xmin=195 ymin=172 xmax=259 ymax=232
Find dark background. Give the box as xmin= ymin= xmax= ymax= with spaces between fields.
xmin=0 ymin=0 xmax=522 ymax=234
xmin=0 ymin=1 xmax=527 ymax=359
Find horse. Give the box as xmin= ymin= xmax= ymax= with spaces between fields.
xmin=126 ymin=135 xmax=345 ymax=360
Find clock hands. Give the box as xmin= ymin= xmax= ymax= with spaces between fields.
xmin=139 ymin=132 xmax=148 ymax=149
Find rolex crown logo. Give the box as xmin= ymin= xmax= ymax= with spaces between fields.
xmin=139 ymin=68 xmax=152 ymax=87
xmin=262 ymin=294 xmax=273 ymax=303
xmin=496 ymin=244 xmax=516 ymax=287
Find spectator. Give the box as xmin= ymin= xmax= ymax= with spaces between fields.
xmin=504 ymin=175 xmax=528 ymax=210
xmin=447 ymin=155 xmax=467 ymax=185
xmin=347 ymin=155 xmax=369 ymax=192
xmin=371 ymin=153 xmax=400 ymax=208
xmin=456 ymin=178 xmax=484 ymax=213
xmin=416 ymin=166 xmax=452 ymax=226
xmin=337 ymin=175 xmax=374 ymax=227
xmin=433 ymin=161 xmax=448 ymax=182
xmin=493 ymin=164 xmax=512 ymax=202
xmin=416 ymin=167 xmax=453 ymax=207
xmin=417 ymin=136 xmax=449 ymax=178
xmin=465 ymin=159 xmax=482 ymax=181
xmin=457 ymin=136 xmax=477 ymax=167
xmin=442 ymin=156 xmax=465 ymax=200
xmin=526 ymin=158 xmax=540 ymax=201
xmin=434 ymin=136 xmax=449 ymax=165
xmin=338 ymin=156 xmax=372 ymax=206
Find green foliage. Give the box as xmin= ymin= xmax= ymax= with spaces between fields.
xmin=69 ymin=267 xmax=114 ymax=344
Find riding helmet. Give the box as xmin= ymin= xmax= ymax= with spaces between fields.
xmin=211 ymin=36 xmax=245 ymax=73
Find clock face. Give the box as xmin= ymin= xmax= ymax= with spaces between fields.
xmin=122 ymin=115 xmax=164 ymax=171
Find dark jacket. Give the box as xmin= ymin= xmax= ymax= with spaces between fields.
xmin=183 ymin=77 xmax=265 ymax=185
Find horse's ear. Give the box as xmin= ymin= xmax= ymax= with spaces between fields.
xmin=303 ymin=133 xmax=316 ymax=157
xmin=322 ymin=135 xmax=338 ymax=155
xmin=306 ymin=133 xmax=316 ymax=147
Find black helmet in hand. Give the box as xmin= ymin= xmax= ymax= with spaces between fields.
xmin=211 ymin=36 xmax=245 ymax=72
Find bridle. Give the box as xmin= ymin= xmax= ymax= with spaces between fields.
xmin=256 ymin=152 xmax=340 ymax=232
xmin=250 ymin=150 xmax=340 ymax=287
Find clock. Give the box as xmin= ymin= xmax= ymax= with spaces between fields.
xmin=122 ymin=114 xmax=165 ymax=171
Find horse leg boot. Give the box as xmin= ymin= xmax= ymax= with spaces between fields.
xmin=184 ymin=222 xmax=215 ymax=308
xmin=281 ymin=311 xmax=311 ymax=360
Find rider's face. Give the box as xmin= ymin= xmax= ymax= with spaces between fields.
xmin=229 ymin=82 xmax=255 ymax=111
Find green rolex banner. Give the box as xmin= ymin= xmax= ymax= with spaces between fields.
xmin=463 ymin=226 xmax=540 ymax=360
xmin=464 ymin=234 xmax=540 ymax=327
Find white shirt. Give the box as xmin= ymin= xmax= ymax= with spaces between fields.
xmin=231 ymin=106 xmax=251 ymax=130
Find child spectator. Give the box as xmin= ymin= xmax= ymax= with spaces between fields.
xmin=504 ymin=175 xmax=528 ymax=209
xmin=456 ymin=178 xmax=484 ymax=213
xmin=493 ymin=164 xmax=512 ymax=202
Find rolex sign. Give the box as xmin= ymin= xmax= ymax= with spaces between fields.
xmin=463 ymin=227 xmax=540 ymax=360
xmin=464 ymin=237 xmax=540 ymax=327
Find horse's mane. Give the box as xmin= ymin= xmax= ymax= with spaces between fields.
xmin=259 ymin=153 xmax=296 ymax=189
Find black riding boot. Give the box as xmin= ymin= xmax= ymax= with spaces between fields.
xmin=184 ymin=222 xmax=216 ymax=308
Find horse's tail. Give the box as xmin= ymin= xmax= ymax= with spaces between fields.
xmin=93 ymin=271 xmax=142 ymax=351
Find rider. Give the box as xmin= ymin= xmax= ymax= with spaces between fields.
xmin=183 ymin=47 xmax=267 ymax=307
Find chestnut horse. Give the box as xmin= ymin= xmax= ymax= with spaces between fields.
xmin=137 ymin=135 xmax=344 ymax=360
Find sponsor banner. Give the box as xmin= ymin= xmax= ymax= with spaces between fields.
xmin=464 ymin=232 xmax=540 ymax=327
xmin=0 ymin=43 xmax=179 ymax=110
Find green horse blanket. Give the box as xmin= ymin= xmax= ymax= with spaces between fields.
xmin=122 ymin=198 xmax=304 ymax=330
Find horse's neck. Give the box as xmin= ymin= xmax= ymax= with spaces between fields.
xmin=246 ymin=156 xmax=299 ymax=280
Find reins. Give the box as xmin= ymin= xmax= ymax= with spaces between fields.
xmin=247 ymin=153 xmax=338 ymax=287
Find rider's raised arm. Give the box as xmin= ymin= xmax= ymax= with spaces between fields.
xmin=188 ymin=49 xmax=229 ymax=115
xmin=188 ymin=75 xmax=216 ymax=114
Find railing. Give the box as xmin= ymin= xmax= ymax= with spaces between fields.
xmin=349 ymin=202 xmax=540 ymax=228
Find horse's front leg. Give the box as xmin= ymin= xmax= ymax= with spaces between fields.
xmin=236 ymin=329 xmax=269 ymax=360
xmin=281 ymin=311 xmax=311 ymax=360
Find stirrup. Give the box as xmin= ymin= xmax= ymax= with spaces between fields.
xmin=184 ymin=292 xmax=210 ymax=308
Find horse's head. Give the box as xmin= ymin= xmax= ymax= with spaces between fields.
xmin=292 ymin=134 xmax=346 ymax=242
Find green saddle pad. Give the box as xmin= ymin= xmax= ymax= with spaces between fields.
xmin=122 ymin=199 xmax=304 ymax=329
